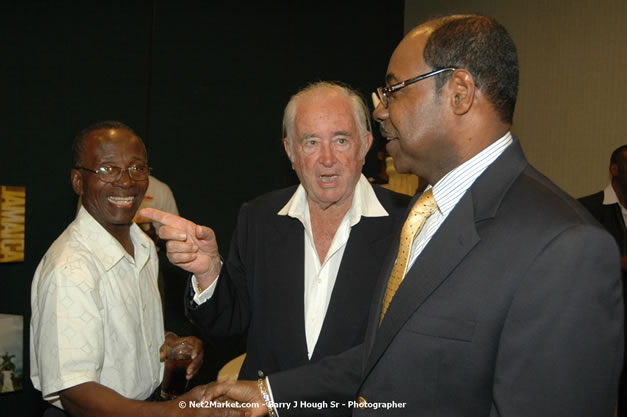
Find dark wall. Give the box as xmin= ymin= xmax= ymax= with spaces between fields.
xmin=0 ymin=1 xmax=404 ymax=415
xmin=148 ymin=1 xmax=405 ymax=242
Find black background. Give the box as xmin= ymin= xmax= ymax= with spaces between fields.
xmin=0 ymin=1 xmax=404 ymax=415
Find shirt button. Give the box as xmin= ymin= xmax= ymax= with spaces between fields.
xmin=148 ymin=341 xmax=152 ymax=348
xmin=316 ymin=278 xmax=322 ymax=284
xmin=143 ymin=304 xmax=147 ymax=311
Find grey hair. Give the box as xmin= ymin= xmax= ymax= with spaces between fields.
xmin=282 ymin=81 xmax=372 ymax=159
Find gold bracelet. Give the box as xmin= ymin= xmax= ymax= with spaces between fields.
xmin=194 ymin=279 xmax=204 ymax=294
xmin=257 ymin=378 xmax=278 ymax=417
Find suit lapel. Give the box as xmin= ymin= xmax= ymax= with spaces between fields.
xmin=313 ymin=215 xmax=399 ymax=358
xmin=361 ymin=137 xmax=529 ymax=379
xmin=265 ymin=214 xmax=310 ymax=364
xmin=363 ymin=193 xmax=480 ymax=374
xmin=608 ymin=204 xmax=627 ymax=255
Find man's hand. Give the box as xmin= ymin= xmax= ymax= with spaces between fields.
xmin=164 ymin=385 xmax=249 ymax=417
xmin=139 ymin=208 xmax=222 ymax=288
xmin=202 ymin=381 xmax=268 ymax=417
xmin=160 ymin=334 xmax=204 ymax=380
xmin=57 ymin=381 xmax=248 ymax=417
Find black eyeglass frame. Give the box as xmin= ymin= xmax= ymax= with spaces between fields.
xmin=376 ymin=67 xmax=457 ymax=108
xmin=75 ymin=165 xmax=152 ymax=183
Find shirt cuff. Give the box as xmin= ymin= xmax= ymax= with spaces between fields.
xmin=191 ymin=274 xmax=219 ymax=305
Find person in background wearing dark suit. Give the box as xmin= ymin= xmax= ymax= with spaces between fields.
xmin=579 ymin=144 xmax=627 ymax=417
xmin=141 ymin=82 xmax=409 ymax=382
xmin=201 ymin=14 xmax=624 ymax=417
xmin=579 ymin=145 xmax=627 ymax=272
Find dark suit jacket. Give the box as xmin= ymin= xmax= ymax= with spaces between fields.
xmin=579 ymin=190 xmax=627 ymax=257
xmin=185 ymin=184 xmax=409 ymax=380
xmin=270 ymin=138 xmax=624 ymax=417
xmin=579 ymin=189 xmax=627 ymax=413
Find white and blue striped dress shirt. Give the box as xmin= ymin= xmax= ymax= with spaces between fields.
xmin=406 ymin=132 xmax=513 ymax=273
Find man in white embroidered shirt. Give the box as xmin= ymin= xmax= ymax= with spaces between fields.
xmin=29 ymin=121 xmax=229 ymax=417
xmin=140 ymin=82 xmax=409 ymax=384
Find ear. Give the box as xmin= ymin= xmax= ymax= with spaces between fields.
xmin=283 ymin=137 xmax=295 ymax=164
xmin=360 ymin=132 xmax=373 ymax=160
xmin=448 ymin=69 xmax=476 ymax=116
xmin=71 ymin=168 xmax=84 ymax=196
xmin=610 ymin=163 xmax=619 ymax=177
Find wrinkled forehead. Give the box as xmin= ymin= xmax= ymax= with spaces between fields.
xmin=294 ymin=92 xmax=357 ymax=134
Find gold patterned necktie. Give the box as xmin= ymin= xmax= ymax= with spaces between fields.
xmin=380 ymin=189 xmax=438 ymax=325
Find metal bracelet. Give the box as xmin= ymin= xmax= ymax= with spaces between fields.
xmin=257 ymin=378 xmax=278 ymax=417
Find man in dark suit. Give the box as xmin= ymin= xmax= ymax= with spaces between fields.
xmin=579 ymin=145 xmax=627 ymax=271
xmin=579 ymin=144 xmax=627 ymax=416
xmin=141 ymin=82 xmax=409 ymax=380
xmin=203 ymin=14 xmax=624 ymax=417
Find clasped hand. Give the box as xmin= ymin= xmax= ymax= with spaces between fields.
xmin=201 ymin=381 xmax=267 ymax=417
xmin=163 ymin=380 xmax=266 ymax=417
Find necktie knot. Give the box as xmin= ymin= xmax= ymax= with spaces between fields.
xmin=411 ymin=189 xmax=438 ymax=217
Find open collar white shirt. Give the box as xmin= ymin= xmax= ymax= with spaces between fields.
xmin=602 ymin=183 xmax=627 ymax=229
xmin=30 ymin=207 xmax=163 ymax=408
xmin=277 ymin=174 xmax=388 ymax=358
xmin=193 ymin=175 xmax=388 ymax=358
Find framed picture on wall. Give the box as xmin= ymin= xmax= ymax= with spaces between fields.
xmin=0 ymin=314 xmax=23 ymax=394
xmin=0 ymin=185 xmax=26 ymax=263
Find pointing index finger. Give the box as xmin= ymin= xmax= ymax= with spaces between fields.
xmin=139 ymin=208 xmax=191 ymax=231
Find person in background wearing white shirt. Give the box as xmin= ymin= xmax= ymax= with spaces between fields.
xmin=134 ymin=175 xmax=179 ymax=241
xmin=29 ymin=121 xmax=234 ymax=417
xmin=141 ymin=82 xmax=409 ymax=387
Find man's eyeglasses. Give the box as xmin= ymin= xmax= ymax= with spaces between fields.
xmin=75 ymin=165 xmax=151 ymax=183
xmin=376 ymin=67 xmax=456 ymax=108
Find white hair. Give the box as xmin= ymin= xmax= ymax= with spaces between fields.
xmin=282 ymin=81 xmax=372 ymax=159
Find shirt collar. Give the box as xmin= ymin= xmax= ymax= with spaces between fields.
xmin=75 ymin=206 xmax=153 ymax=271
xmin=429 ymin=131 xmax=513 ymax=216
xmin=603 ymin=183 xmax=620 ymax=205
xmin=278 ymin=174 xmax=388 ymax=226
